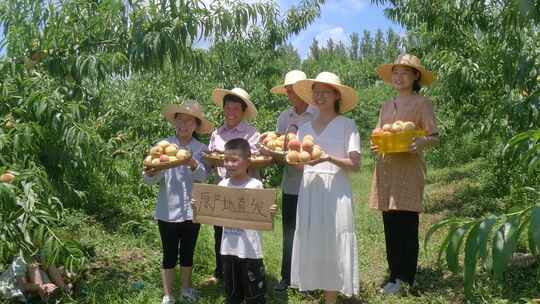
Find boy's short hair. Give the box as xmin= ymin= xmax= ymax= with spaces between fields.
xmin=225 ymin=138 xmax=251 ymax=159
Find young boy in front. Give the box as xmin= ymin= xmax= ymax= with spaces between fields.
xmin=219 ymin=138 xmax=277 ymax=304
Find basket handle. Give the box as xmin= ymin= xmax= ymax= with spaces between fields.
xmin=283 ymin=124 xmax=299 ymax=152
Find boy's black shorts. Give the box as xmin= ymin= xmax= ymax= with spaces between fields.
xmin=222 ymin=255 xmax=266 ymax=304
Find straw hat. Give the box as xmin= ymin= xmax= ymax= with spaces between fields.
xmin=163 ymin=100 xmax=214 ymax=134
xmin=212 ymin=87 xmax=257 ymax=120
xmin=270 ymin=70 xmax=307 ymax=94
xmin=376 ymin=54 xmax=435 ymax=86
xmin=292 ymin=72 xmax=358 ymax=114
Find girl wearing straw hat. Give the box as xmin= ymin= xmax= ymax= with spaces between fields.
xmin=143 ymin=100 xmax=214 ymax=304
xmin=369 ymin=54 xmax=439 ymax=295
xmin=270 ymin=70 xmax=319 ymax=292
xmin=291 ymin=72 xmax=361 ymax=303
xmin=206 ymin=87 xmax=260 ymax=284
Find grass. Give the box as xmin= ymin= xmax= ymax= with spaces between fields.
xmin=3 ymin=157 xmax=539 ymax=304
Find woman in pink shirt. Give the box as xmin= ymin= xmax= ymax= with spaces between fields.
xmin=207 ymin=87 xmax=259 ymax=283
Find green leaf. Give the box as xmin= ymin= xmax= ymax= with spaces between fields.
xmin=446 ymin=222 xmax=473 ymax=273
xmin=492 ymin=214 xmax=522 ymax=282
xmin=424 ymin=218 xmax=463 ymax=254
xmin=530 ymin=204 xmax=540 ymax=256
xmin=463 ymin=216 xmax=497 ymax=298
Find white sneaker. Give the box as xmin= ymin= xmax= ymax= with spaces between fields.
xmin=162 ymin=295 xmax=176 ymax=304
xmin=181 ymin=288 xmax=199 ymax=302
xmin=381 ymin=279 xmax=402 ymax=295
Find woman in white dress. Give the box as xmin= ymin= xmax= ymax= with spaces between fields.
xmin=290 ymin=72 xmax=361 ymax=303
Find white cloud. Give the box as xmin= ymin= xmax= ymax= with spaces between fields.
xmin=315 ymin=26 xmax=348 ymax=47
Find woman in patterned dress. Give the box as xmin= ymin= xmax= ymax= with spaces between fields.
xmin=369 ymin=54 xmax=439 ymax=295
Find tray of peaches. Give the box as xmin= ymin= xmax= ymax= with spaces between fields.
xmin=371 ymin=121 xmax=426 ymax=153
xmin=259 ymin=132 xmax=293 ymax=161
xmin=285 ymin=135 xmax=325 ymax=165
xmin=143 ymin=140 xmax=192 ymax=170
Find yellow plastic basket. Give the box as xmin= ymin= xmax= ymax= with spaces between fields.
xmin=371 ymin=130 xmax=427 ymax=153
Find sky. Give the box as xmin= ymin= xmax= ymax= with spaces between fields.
xmin=275 ymin=0 xmax=404 ymax=58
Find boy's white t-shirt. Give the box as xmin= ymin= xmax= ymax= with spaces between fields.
xmin=219 ymin=177 xmax=264 ymax=259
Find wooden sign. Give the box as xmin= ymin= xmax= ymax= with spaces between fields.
xmin=192 ymin=183 xmax=278 ymax=231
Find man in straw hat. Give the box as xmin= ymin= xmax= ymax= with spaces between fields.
xmin=290 ymin=72 xmax=361 ymax=303
xmin=370 ymin=53 xmax=439 ymax=295
xmin=268 ymin=70 xmax=318 ymax=292
xmin=144 ymin=99 xmax=213 ymax=304
xmin=206 ymin=87 xmax=260 ymax=284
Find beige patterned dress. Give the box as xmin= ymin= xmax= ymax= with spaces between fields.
xmin=369 ymin=96 xmax=438 ymax=212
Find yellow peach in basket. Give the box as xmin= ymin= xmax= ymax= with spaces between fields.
xmin=303 ymin=135 xmax=314 ymax=142
xmin=263 ymin=137 xmax=272 ymax=146
xmin=311 ymin=145 xmax=322 ymax=160
xmin=168 ymin=156 xmax=178 ymax=162
xmin=157 ymin=140 xmax=170 ymax=149
xmin=159 ymin=154 xmax=170 ymax=162
xmin=403 ymin=122 xmax=416 ymax=131
xmin=144 ymin=155 xmax=152 ymax=166
xmin=151 ymin=158 xmax=161 ymax=165
xmin=287 ymin=150 xmax=300 ymax=162
xmin=165 ymin=145 xmax=178 ymax=156
xmin=299 ymin=151 xmax=311 ymax=162
xmin=372 ymin=128 xmax=383 ymax=135
xmin=266 ymin=132 xmax=278 ymax=141
xmin=302 ymin=139 xmax=314 ymax=153
xmin=382 ymin=124 xmax=392 ymax=132
xmin=176 ymin=149 xmax=190 ymax=161
xmin=287 ymin=139 xmax=302 ymax=152
xmin=391 ymin=121 xmax=405 ymax=132
xmin=150 ymin=146 xmax=163 ymax=158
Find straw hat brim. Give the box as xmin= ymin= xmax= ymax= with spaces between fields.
xmin=212 ymin=89 xmax=257 ymax=120
xmin=292 ymin=79 xmax=359 ymax=114
xmin=270 ymin=84 xmax=287 ymax=95
xmin=377 ymin=63 xmax=435 ymax=86
xmin=163 ymin=104 xmax=214 ymax=134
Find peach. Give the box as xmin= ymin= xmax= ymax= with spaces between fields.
xmin=287 ymin=139 xmax=302 ymax=152
xmin=144 ymin=155 xmax=152 ymax=166
xmin=303 ymin=135 xmax=314 ymax=142
xmin=391 ymin=121 xmax=404 ymax=132
xmin=311 ymin=145 xmax=322 ymax=160
xmin=168 ymin=156 xmax=178 ymax=162
xmin=266 ymin=132 xmax=278 ymax=140
xmin=157 ymin=140 xmax=170 ymax=149
xmin=165 ymin=145 xmax=178 ymax=156
xmin=299 ymin=151 xmax=311 ymax=162
xmin=159 ymin=154 xmax=170 ymax=162
xmin=403 ymin=121 xmax=416 ymax=131
xmin=287 ymin=150 xmax=299 ymax=162
xmin=263 ymin=137 xmax=272 ymax=146
xmin=372 ymin=128 xmax=383 ymax=135
xmin=382 ymin=124 xmax=392 ymax=132
xmin=302 ymin=139 xmax=314 ymax=153
xmin=176 ymin=149 xmax=190 ymax=161
xmin=150 ymin=146 xmax=163 ymax=157
xmin=151 ymin=158 xmax=161 ymax=165
xmin=0 ymin=173 xmax=15 ymax=183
